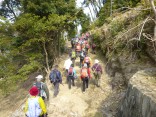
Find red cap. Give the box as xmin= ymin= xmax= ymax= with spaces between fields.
xmin=29 ymin=86 xmax=39 ymax=96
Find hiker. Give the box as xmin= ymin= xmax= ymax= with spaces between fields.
xmin=71 ymin=38 xmax=75 ymax=49
xmin=33 ymin=75 xmax=49 ymax=101
xmin=91 ymin=43 xmax=96 ymax=54
xmin=85 ymin=32 xmax=90 ymax=40
xmin=92 ymin=59 xmax=103 ymax=87
xmin=80 ymin=63 xmax=91 ymax=92
xmin=49 ymin=65 xmax=62 ymax=97
xmin=67 ymin=64 xmax=77 ymax=89
xmin=69 ymin=49 xmax=76 ymax=66
xmin=63 ymin=58 xmax=72 ymax=75
xmin=83 ymin=54 xmax=92 ymax=68
xmin=81 ymin=33 xmax=86 ymax=40
xmin=24 ymin=86 xmax=47 ymax=117
xmin=79 ymin=49 xmax=86 ymax=68
xmin=80 ymin=40 xmax=86 ymax=50
xmin=75 ymin=43 xmax=81 ymax=57
xmin=85 ymin=42 xmax=90 ymax=54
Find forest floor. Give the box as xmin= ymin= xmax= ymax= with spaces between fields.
xmin=0 ymin=40 xmax=124 ymax=117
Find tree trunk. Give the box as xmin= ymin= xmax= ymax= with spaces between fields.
xmin=149 ymin=0 xmax=156 ymax=40
xmin=57 ymin=31 xmax=60 ymax=57
xmin=110 ymin=0 xmax=113 ymax=16
xmin=43 ymin=41 xmax=50 ymax=73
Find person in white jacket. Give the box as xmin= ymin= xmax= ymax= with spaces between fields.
xmin=64 ymin=58 xmax=72 ymax=82
xmin=64 ymin=58 xmax=72 ymax=73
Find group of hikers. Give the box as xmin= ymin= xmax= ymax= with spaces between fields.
xmin=64 ymin=32 xmax=103 ymax=92
xmin=23 ymin=32 xmax=103 ymax=117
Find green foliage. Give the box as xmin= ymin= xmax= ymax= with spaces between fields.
xmin=0 ymin=0 xmax=89 ymax=95
xmin=18 ymin=61 xmax=41 ymax=76
xmin=77 ymin=10 xmax=91 ymax=33
xmin=92 ymin=0 xmax=141 ymax=27
xmin=110 ymin=20 xmax=125 ymax=37
xmin=91 ymin=31 xmax=101 ymax=47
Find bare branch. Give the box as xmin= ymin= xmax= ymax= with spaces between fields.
xmin=138 ymin=17 xmax=150 ymax=41
xmin=149 ymin=0 xmax=156 ymax=19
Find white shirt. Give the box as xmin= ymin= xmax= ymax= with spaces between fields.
xmin=64 ymin=59 xmax=72 ymax=70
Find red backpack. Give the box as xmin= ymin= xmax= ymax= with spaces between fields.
xmin=68 ymin=67 xmax=74 ymax=76
xmin=76 ymin=45 xmax=81 ymax=50
xmin=81 ymin=68 xmax=88 ymax=78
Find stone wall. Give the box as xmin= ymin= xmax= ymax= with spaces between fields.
xmin=117 ymin=68 xmax=156 ymax=117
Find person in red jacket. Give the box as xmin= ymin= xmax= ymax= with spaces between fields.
xmin=80 ymin=63 xmax=91 ymax=92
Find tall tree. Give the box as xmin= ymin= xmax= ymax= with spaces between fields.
xmin=0 ymin=0 xmax=89 ymax=94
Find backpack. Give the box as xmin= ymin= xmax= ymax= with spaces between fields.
xmin=68 ymin=67 xmax=74 ymax=76
xmin=34 ymin=82 xmax=47 ymax=98
xmin=76 ymin=45 xmax=81 ymax=51
xmin=80 ymin=52 xmax=85 ymax=59
xmin=49 ymin=70 xmax=59 ymax=83
xmin=84 ymin=57 xmax=90 ymax=63
xmin=71 ymin=51 xmax=76 ymax=58
xmin=81 ymin=68 xmax=88 ymax=78
xmin=26 ymin=97 xmax=42 ymax=117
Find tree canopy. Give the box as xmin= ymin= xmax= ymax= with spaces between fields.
xmin=0 ymin=0 xmax=89 ymax=94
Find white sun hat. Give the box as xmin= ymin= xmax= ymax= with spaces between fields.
xmin=95 ymin=59 xmax=99 ymax=64
xmin=36 ymin=75 xmax=43 ymax=79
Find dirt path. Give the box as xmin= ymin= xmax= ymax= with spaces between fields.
xmin=4 ymin=41 xmax=116 ymax=117
xmin=46 ymin=42 xmax=113 ymax=117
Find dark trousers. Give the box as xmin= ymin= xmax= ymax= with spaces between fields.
xmin=92 ymin=47 xmax=95 ymax=54
xmin=71 ymin=58 xmax=75 ymax=66
xmin=53 ymin=82 xmax=60 ymax=97
xmin=82 ymin=77 xmax=89 ymax=92
xmin=86 ymin=48 xmax=89 ymax=54
xmin=68 ymin=76 xmax=75 ymax=89
xmin=39 ymin=115 xmax=44 ymax=117
xmin=71 ymin=43 xmax=74 ymax=49
xmin=80 ymin=58 xmax=84 ymax=68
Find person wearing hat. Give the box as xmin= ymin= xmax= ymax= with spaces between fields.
xmin=24 ymin=86 xmax=47 ymax=117
xmin=83 ymin=54 xmax=92 ymax=68
xmin=91 ymin=59 xmax=103 ymax=87
xmin=34 ymin=75 xmax=49 ymax=101
xmin=80 ymin=63 xmax=91 ymax=92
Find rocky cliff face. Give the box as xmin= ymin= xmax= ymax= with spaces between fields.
xmin=117 ymin=68 xmax=156 ymax=117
